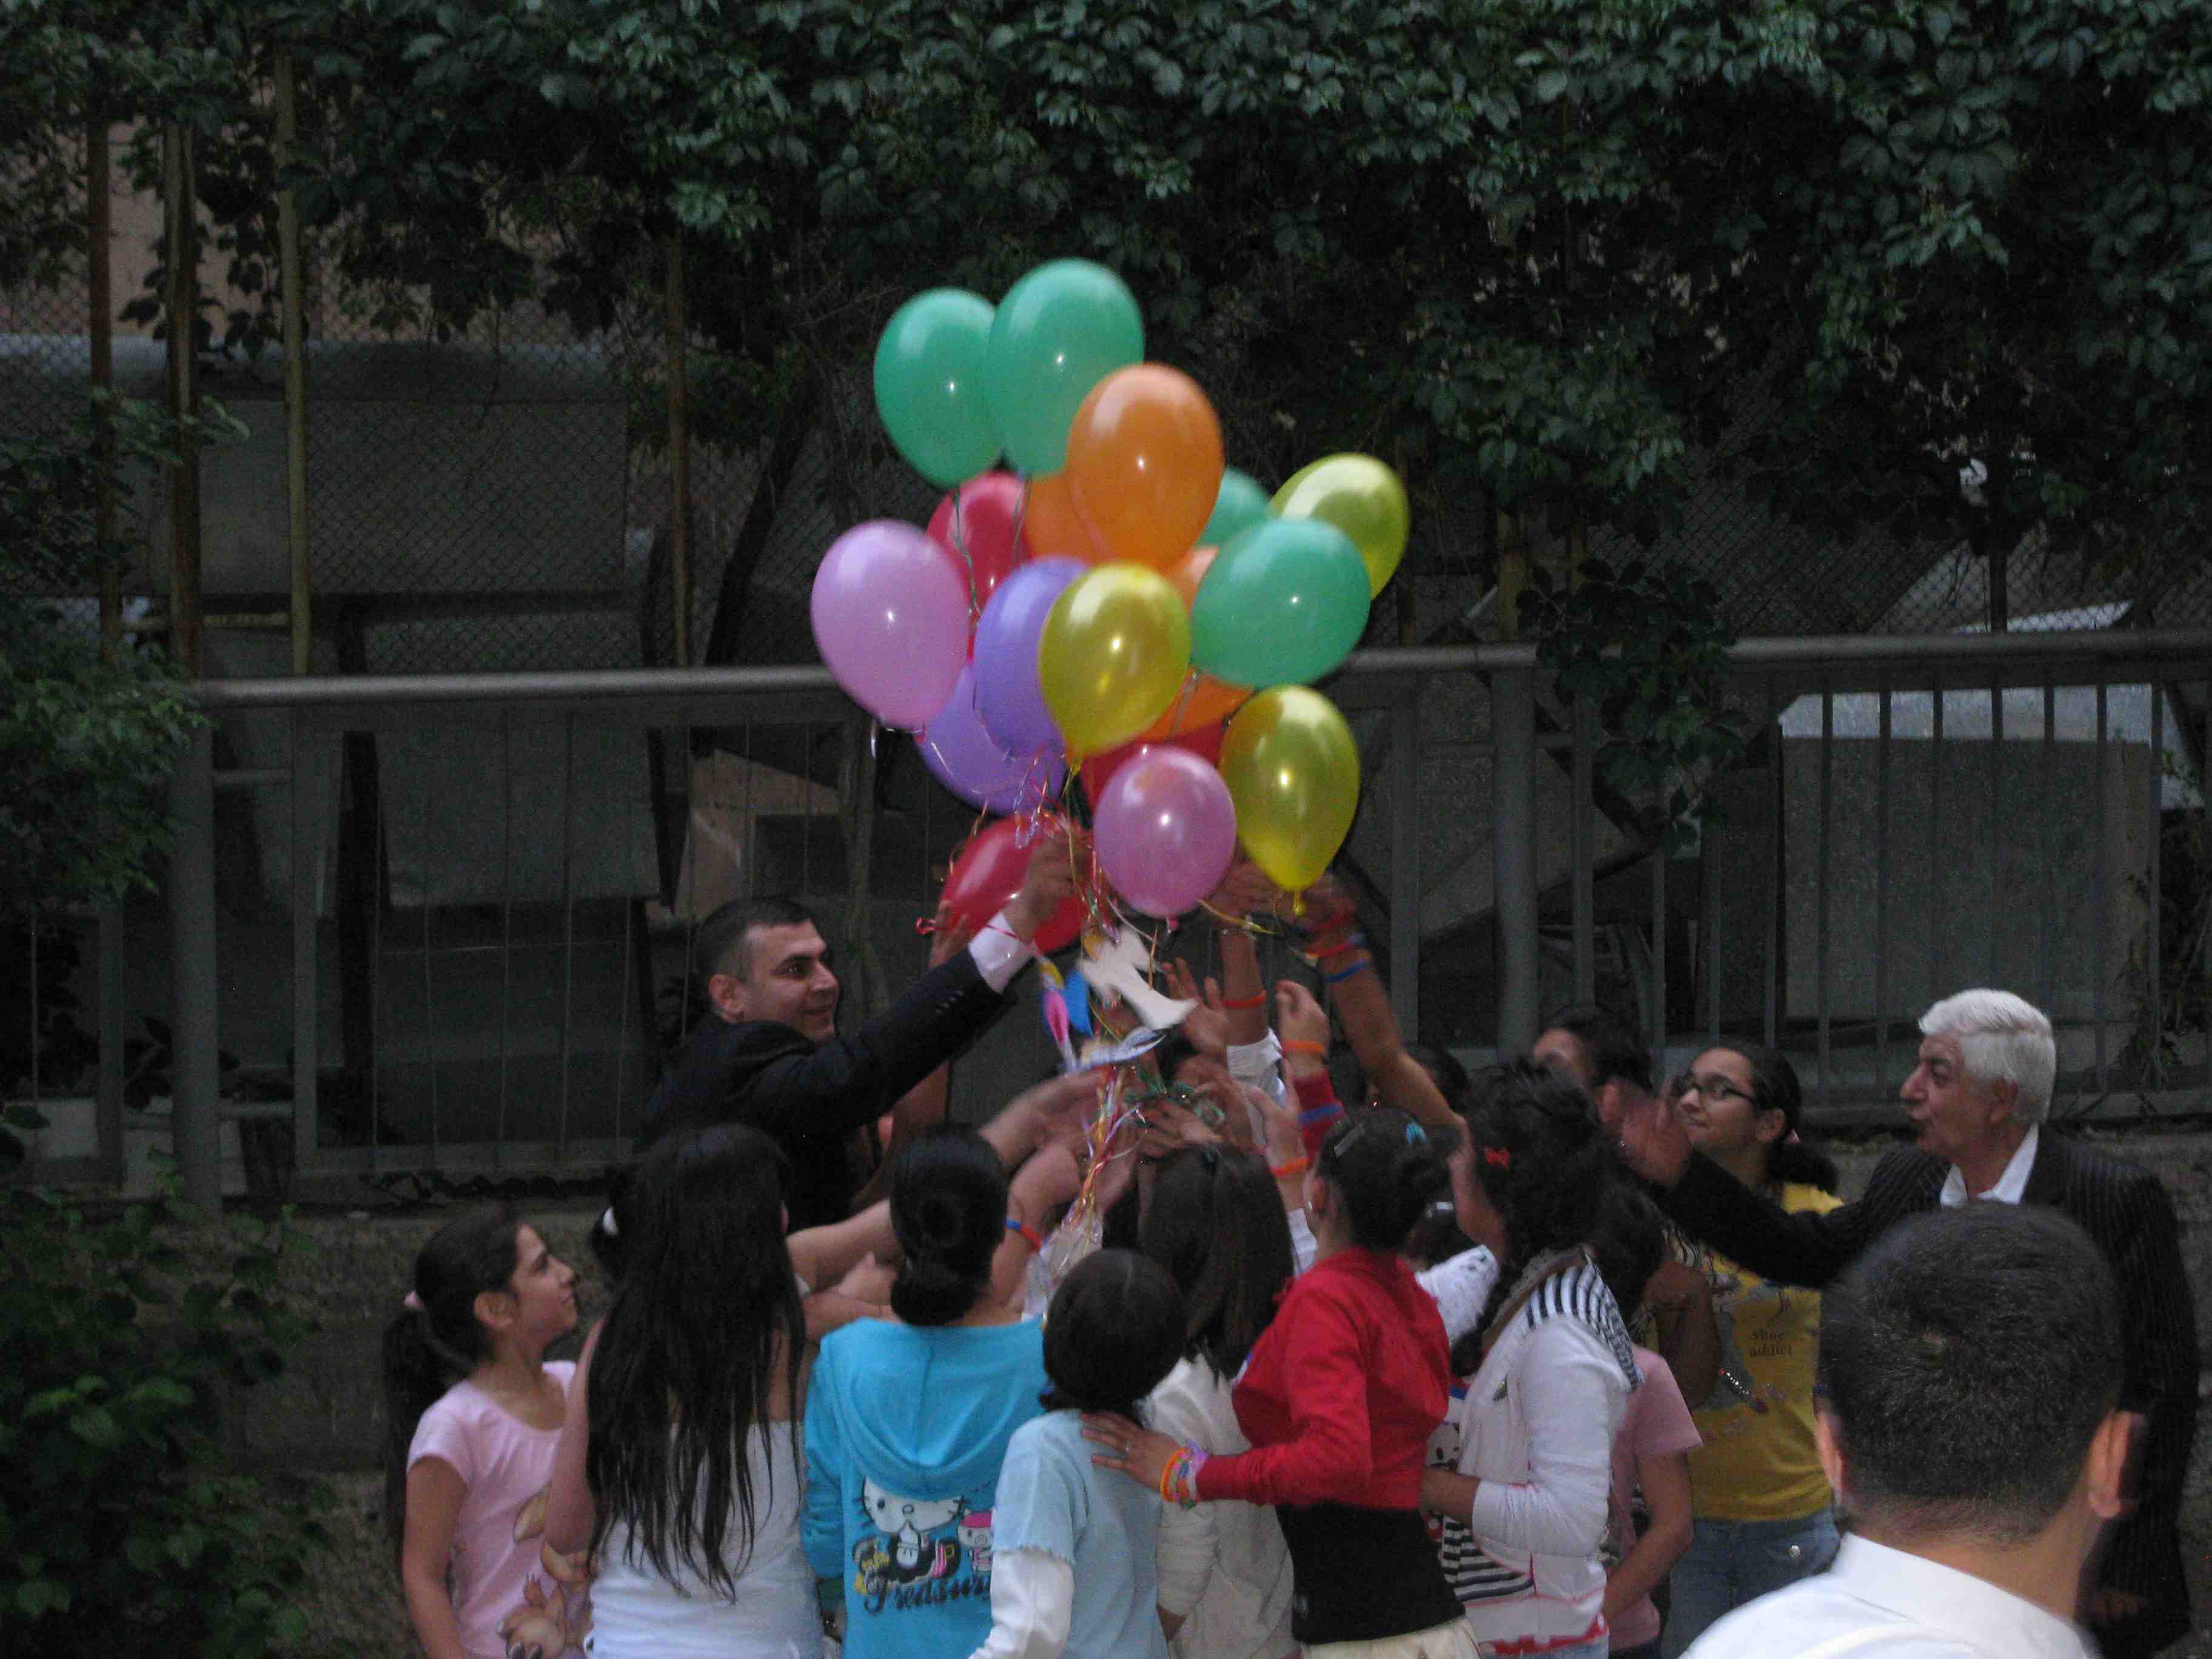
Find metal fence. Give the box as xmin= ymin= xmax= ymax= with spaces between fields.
xmin=10 ymin=629 xmax=2207 ymax=1206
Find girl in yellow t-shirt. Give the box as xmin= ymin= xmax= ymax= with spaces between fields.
xmin=1658 ymin=1042 xmax=1842 ymax=1659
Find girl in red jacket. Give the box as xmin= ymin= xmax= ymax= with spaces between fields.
xmin=1085 ymin=1061 xmax=1473 ymax=1659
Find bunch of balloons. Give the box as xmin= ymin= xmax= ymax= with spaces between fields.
xmin=811 ymin=258 xmax=1410 ymax=925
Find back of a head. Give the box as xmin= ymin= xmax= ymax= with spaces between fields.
xmin=1316 ymin=1107 xmax=1454 ymax=1253
xmin=890 ymin=1124 xmax=1008 ymax=1326
xmin=1139 ymin=1145 xmax=1297 ymax=1381
xmin=1540 ymin=1002 xmax=1653 ymax=1094
xmin=1461 ymin=1061 xmax=1614 ymax=1259
xmin=1403 ymin=1041 xmax=1471 ymax=1113
xmin=694 ymin=894 xmax=816 ymax=982
xmin=587 ymin=1123 xmax=805 ymax=1597
xmin=1919 ymin=988 xmax=2058 ymax=1125
xmin=1041 ymin=1249 xmax=1187 ymax=1420
xmin=1818 ymin=1204 xmax=2120 ymax=1548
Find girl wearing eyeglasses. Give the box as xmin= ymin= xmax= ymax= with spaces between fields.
xmin=1660 ymin=1042 xmax=1842 ymax=1658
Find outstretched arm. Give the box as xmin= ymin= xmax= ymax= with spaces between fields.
xmin=1296 ymin=879 xmax=1455 ymax=1130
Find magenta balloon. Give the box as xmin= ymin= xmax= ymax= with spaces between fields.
xmin=922 ymin=663 xmax=1067 ymax=814
xmin=811 ymin=520 xmax=970 ymax=728
xmin=1093 ymin=748 xmax=1238 ymax=918
xmin=973 ymin=556 xmax=1086 ymax=756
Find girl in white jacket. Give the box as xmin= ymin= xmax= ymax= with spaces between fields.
xmin=1421 ymin=1062 xmax=1640 ymax=1659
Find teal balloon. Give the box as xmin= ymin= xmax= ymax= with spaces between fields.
xmin=1190 ymin=518 xmax=1372 ymax=686
xmin=875 ymin=289 xmax=999 ymax=486
xmin=983 ymin=260 xmax=1144 ymax=475
xmin=1201 ymin=468 xmax=1273 ymax=549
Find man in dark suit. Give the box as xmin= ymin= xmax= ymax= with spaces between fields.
xmin=636 ymin=825 xmax=1078 ymax=1228
xmin=1620 ymin=989 xmax=2199 ymax=1657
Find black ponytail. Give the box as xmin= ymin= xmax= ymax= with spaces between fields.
xmin=381 ymin=1205 xmax=521 ymax=1562
xmin=889 ymin=1125 xmax=1009 ymax=1327
xmin=1315 ymin=1107 xmax=1454 ymax=1253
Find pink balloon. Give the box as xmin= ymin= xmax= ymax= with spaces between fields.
xmin=1093 ymin=748 xmax=1238 ymax=919
xmin=922 ymin=663 xmax=1066 ymax=814
xmin=811 ymin=520 xmax=970 ymax=728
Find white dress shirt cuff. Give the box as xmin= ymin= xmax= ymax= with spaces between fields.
xmin=967 ymin=1546 xmax=1074 ymax=1659
xmin=968 ymin=910 xmax=1038 ymax=994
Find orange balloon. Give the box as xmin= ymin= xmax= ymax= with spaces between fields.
xmin=1065 ymin=364 xmax=1224 ymax=570
xmin=1022 ymin=471 xmax=1111 ymax=565
xmin=1139 ymin=541 xmax=1249 ymax=738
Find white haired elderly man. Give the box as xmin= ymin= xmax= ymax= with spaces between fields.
xmin=1620 ymin=990 xmax=2199 ymax=1657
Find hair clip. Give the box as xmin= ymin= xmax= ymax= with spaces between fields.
xmin=402 ymin=1290 xmax=424 ymax=1312
xmin=1404 ymin=1121 xmax=1427 ymax=1146
xmin=1482 ymin=1146 xmax=1512 ymax=1168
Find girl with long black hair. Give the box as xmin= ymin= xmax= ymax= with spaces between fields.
xmin=540 ymin=1124 xmax=819 ymax=1657
xmin=383 ymin=1207 xmax=583 ymax=1659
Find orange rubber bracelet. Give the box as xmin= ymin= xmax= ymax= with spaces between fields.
xmin=1219 ymin=991 xmax=1267 ymax=1010
xmin=1282 ymin=1039 xmax=1329 ymax=1057
xmin=1270 ymin=1156 xmax=1310 ymax=1179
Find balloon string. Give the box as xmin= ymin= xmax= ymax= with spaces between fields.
xmin=950 ymin=486 xmax=980 ymax=622
xmin=1011 ymin=471 xmax=1033 ymax=560
xmin=1165 ymin=669 xmax=1198 ymax=735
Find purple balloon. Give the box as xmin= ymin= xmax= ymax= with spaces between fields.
xmin=922 ymin=664 xmax=1067 ymax=814
xmin=1093 ymin=748 xmax=1238 ymax=919
xmin=973 ymin=556 xmax=1085 ymax=756
xmin=811 ymin=520 xmax=970 ymax=728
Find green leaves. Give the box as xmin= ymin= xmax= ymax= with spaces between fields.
xmin=1 ymin=1180 xmax=324 ymax=1655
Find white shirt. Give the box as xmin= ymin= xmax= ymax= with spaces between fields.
xmin=970 ymin=910 xmax=1039 ymax=993
xmin=1938 ymin=1124 xmax=2039 ymax=1208
xmin=1146 ymin=1356 xmax=1298 ymax=1659
xmin=1683 ymin=1533 xmax=2093 ymax=1659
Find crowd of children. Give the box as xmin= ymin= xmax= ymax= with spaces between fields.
xmin=382 ymin=904 xmax=1845 ymax=1659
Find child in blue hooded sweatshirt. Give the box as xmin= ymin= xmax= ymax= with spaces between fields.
xmin=805 ymin=1124 xmax=1051 ymax=1658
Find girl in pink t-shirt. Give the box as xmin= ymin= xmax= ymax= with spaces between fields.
xmin=383 ymin=1207 xmax=586 ymax=1659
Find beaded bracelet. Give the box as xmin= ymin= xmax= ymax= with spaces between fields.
xmin=1322 ymin=957 xmax=1372 ymax=985
xmin=1005 ymin=1216 xmax=1044 ymax=1253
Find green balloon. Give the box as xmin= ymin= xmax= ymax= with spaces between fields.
xmin=875 ymin=289 xmax=999 ymax=486
xmin=1190 ymin=518 xmax=1372 ymax=687
xmin=1201 ymin=468 xmax=1273 ymax=549
xmin=983 ymin=260 xmax=1144 ymax=476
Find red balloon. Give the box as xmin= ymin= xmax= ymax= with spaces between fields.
xmin=941 ymin=815 xmax=1084 ymax=954
xmin=927 ymin=471 xmax=1033 ymax=627
xmin=1081 ymin=721 xmax=1227 ymax=811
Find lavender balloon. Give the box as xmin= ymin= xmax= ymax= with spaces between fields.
xmin=922 ymin=664 xmax=1067 ymax=814
xmin=811 ymin=520 xmax=970 ymax=728
xmin=1093 ymin=747 xmax=1238 ymax=918
xmin=973 ymin=556 xmax=1085 ymax=757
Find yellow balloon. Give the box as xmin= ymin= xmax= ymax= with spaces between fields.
xmin=1218 ymin=686 xmax=1361 ymax=891
xmin=1037 ymin=563 xmax=1191 ymax=762
xmin=1272 ymin=454 xmax=1410 ymax=597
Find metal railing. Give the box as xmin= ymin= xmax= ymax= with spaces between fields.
xmin=13 ymin=629 xmax=2208 ymax=1206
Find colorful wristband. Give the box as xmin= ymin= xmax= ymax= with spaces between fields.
xmin=1322 ymin=957 xmax=1372 ymax=984
xmin=1219 ymin=990 xmax=1267 ymax=1010
xmin=1005 ymin=1216 xmax=1044 ymax=1253
xmin=1282 ymin=1039 xmax=1329 ymax=1057
xmin=1270 ymin=1156 xmax=1310 ymax=1179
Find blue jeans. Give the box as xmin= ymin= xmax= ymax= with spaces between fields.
xmin=1659 ymin=1509 xmax=1838 ymax=1658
